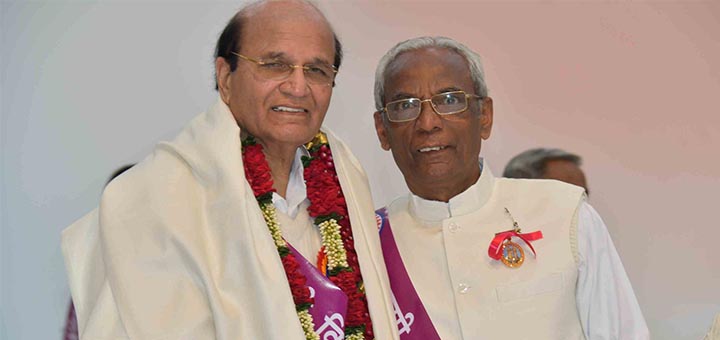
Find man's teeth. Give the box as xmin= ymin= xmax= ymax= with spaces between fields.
xmin=419 ymin=146 xmax=446 ymax=153
xmin=272 ymin=106 xmax=306 ymax=113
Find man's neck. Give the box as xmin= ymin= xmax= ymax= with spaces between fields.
xmin=408 ymin=171 xmax=480 ymax=203
xmin=261 ymin=143 xmax=299 ymax=198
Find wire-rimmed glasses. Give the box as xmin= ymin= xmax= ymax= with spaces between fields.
xmin=232 ymin=52 xmax=337 ymax=86
xmin=381 ymin=91 xmax=482 ymax=122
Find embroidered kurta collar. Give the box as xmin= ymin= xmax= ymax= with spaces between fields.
xmin=409 ymin=159 xmax=495 ymax=223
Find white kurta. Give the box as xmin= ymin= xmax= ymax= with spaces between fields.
xmin=384 ymin=162 xmax=648 ymax=340
xmin=62 ymin=98 xmax=399 ymax=340
xmin=270 ymin=147 xmax=322 ymax=262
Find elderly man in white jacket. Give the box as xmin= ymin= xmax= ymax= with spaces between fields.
xmin=372 ymin=36 xmax=649 ymax=340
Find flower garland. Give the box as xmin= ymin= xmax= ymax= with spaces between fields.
xmin=242 ymin=133 xmax=373 ymax=340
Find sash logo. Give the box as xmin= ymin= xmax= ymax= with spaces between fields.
xmin=316 ymin=313 xmax=345 ymax=340
xmin=375 ymin=213 xmax=383 ymax=231
xmin=392 ymin=292 xmax=414 ymax=334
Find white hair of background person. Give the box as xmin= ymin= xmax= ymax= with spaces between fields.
xmin=503 ymin=148 xmax=582 ymax=179
xmin=373 ymin=36 xmax=489 ymax=112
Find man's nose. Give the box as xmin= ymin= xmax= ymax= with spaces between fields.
xmin=415 ymin=100 xmax=443 ymax=132
xmin=279 ymin=67 xmax=310 ymax=97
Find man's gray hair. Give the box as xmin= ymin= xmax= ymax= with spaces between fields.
xmin=373 ymin=36 xmax=489 ymax=111
xmin=503 ymin=148 xmax=582 ymax=179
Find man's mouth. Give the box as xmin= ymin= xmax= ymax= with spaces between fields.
xmin=418 ymin=145 xmax=448 ymax=153
xmin=272 ymin=106 xmax=308 ymax=113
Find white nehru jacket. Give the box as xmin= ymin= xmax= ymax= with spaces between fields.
xmin=384 ymin=161 xmax=649 ymax=340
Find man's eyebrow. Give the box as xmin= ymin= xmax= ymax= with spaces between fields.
xmin=257 ymin=52 xmax=332 ymax=66
xmin=310 ymin=57 xmax=334 ymax=66
xmin=260 ymin=52 xmax=286 ymax=60
xmin=389 ymin=92 xmax=416 ymax=101
xmin=437 ymin=86 xmax=462 ymax=94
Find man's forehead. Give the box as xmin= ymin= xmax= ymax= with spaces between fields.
xmin=240 ymin=1 xmax=335 ymax=60
xmin=242 ymin=0 xmax=330 ymax=34
xmin=384 ymin=47 xmax=473 ymax=95
xmin=390 ymin=48 xmax=468 ymax=72
xmin=242 ymin=0 xmax=324 ymax=20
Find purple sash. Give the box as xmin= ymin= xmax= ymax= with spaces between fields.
xmin=287 ymin=243 xmax=348 ymax=339
xmin=376 ymin=208 xmax=441 ymax=340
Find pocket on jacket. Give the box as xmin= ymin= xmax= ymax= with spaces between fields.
xmin=495 ymin=272 xmax=564 ymax=302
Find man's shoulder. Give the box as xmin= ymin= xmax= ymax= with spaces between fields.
xmin=495 ymin=177 xmax=585 ymax=202
xmin=322 ymin=126 xmax=367 ymax=179
xmin=97 ymin=128 xmax=213 ymax=239
xmin=103 ymin=99 xmax=237 ymax=201
xmin=104 ymin=146 xmax=199 ymax=201
xmin=490 ymin=178 xmax=586 ymax=222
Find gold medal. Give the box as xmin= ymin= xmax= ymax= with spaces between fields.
xmin=489 ymin=208 xmax=542 ymax=268
xmin=500 ymin=240 xmax=525 ymax=268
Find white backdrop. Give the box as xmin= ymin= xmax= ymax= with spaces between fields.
xmin=2 ymin=1 xmax=719 ymax=339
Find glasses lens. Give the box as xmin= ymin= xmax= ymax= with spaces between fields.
xmin=387 ymin=99 xmax=421 ymax=122
xmin=303 ymin=64 xmax=335 ymax=85
xmin=256 ymin=61 xmax=293 ymax=80
xmin=432 ymin=92 xmax=467 ymax=114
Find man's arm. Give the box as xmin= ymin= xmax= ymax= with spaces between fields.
xmin=575 ymin=202 xmax=650 ymax=340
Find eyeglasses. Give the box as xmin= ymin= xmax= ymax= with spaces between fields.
xmin=381 ymin=91 xmax=482 ymax=123
xmin=232 ymin=52 xmax=338 ymax=86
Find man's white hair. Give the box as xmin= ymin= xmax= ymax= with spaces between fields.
xmin=373 ymin=36 xmax=489 ymax=111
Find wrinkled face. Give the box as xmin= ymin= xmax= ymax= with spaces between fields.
xmin=374 ymin=47 xmax=493 ymax=201
xmin=543 ymin=159 xmax=589 ymax=194
xmin=216 ymin=5 xmax=335 ymax=148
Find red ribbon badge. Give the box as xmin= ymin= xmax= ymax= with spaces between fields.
xmin=488 ymin=229 xmax=544 ymax=261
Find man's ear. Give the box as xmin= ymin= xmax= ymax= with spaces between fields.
xmin=373 ymin=111 xmax=391 ymax=151
xmin=215 ymin=57 xmax=232 ymax=104
xmin=479 ymin=97 xmax=494 ymax=140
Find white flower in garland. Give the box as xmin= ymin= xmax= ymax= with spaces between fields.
xmin=346 ymin=332 xmax=366 ymax=340
xmin=319 ymin=219 xmax=349 ymax=269
xmin=298 ymin=310 xmax=320 ymax=340
xmin=261 ymin=202 xmax=286 ymax=248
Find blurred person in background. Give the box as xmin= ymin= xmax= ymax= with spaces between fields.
xmin=503 ymin=148 xmax=588 ymax=195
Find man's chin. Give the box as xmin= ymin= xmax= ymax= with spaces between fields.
xmin=427 ymin=160 xmax=456 ymax=174
xmin=409 ymin=166 xmax=455 ymax=183
xmin=269 ymin=127 xmax=319 ymax=147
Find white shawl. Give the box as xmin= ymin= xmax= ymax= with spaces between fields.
xmin=62 ymin=98 xmax=399 ymax=340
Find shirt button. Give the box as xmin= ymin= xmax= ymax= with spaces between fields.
xmin=458 ymin=283 xmax=470 ymax=294
xmin=448 ymin=222 xmax=460 ymax=233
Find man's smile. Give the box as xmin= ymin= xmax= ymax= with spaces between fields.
xmin=271 ymin=105 xmax=308 ymax=113
xmin=417 ymin=145 xmax=449 ymax=153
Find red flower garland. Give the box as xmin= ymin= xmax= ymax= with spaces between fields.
xmin=304 ymin=143 xmax=373 ymax=339
xmin=242 ymin=141 xmax=276 ymax=197
xmin=242 ymin=136 xmax=314 ymax=312
xmin=242 ymin=134 xmax=373 ymax=339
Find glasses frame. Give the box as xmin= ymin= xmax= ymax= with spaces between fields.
xmin=381 ymin=90 xmax=483 ymax=123
xmin=231 ymin=52 xmax=338 ymax=86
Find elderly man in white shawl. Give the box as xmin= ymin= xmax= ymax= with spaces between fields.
xmin=61 ymin=1 xmax=399 ymax=339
